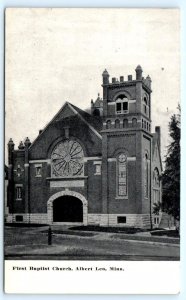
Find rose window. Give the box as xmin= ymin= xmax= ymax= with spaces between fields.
xmin=51 ymin=140 xmax=84 ymax=177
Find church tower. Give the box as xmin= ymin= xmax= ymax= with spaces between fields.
xmin=100 ymin=66 xmax=153 ymax=228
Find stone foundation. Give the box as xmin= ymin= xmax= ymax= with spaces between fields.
xmin=6 ymin=213 xmax=151 ymax=228
xmin=6 ymin=213 xmax=48 ymax=224
xmin=88 ymin=213 xmax=151 ymax=228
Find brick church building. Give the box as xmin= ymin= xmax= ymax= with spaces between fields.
xmin=6 ymin=66 xmax=162 ymax=228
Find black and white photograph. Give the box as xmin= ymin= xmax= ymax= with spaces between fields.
xmin=4 ymin=7 xmax=180 ymax=294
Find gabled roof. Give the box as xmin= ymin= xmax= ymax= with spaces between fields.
xmin=30 ymin=101 xmax=102 ymax=149
xmin=69 ymin=103 xmax=103 ymax=133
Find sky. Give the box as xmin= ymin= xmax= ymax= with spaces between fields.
xmin=5 ymin=8 xmax=180 ymax=163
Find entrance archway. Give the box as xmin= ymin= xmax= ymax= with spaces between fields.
xmin=47 ymin=190 xmax=88 ymax=225
xmin=53 ymin=196 xmax=83 ymax=222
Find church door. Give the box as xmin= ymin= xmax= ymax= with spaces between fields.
xmin=53 ymin=196 xmax=83 ymax=223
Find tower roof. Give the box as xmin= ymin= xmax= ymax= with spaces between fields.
xmin=102 ymin=69 xmax=109 ymax=76
xmin=135 ymin=65 xmax=143 ymax=71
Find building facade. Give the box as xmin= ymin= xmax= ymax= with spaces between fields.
xmin=6 ymin=66 xmax=162 ymax=228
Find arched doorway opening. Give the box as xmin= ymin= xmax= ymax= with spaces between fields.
xmin=53 ymin=196 xmax=83 ymax=222
xmin=47 ymin=190 xmax=88 ymax=225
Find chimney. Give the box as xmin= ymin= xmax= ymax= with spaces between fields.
xmin=155 ymin=126 xmax=161 ymax=152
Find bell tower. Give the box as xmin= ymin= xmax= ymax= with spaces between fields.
xmin=100 ymin=66 xmax=153 ymax=228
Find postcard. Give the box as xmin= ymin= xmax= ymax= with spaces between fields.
xmin=4 ymin=8 xmax=180 ymax=294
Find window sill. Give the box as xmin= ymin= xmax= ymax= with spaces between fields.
xmin=46 ymin=176 xmax=88 ymax=180
xmin=16 ymin=198 xmax=22 ymax=201
xmin=35 ymin=175 xmax=42 ymax=178
xmin=115 ymin=196 xmax=128 ymax=200
xmin=116 ymin=111 xmax=129 ymax=115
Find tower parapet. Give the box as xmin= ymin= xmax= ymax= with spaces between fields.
xmin=135 ymin=65 xmax=143 ymax=80
xmin=8 ymin=138 xmax=14 ymax=165
xmin=101 ymin=66 xmax=151 ymax=93
xmin=18 ymin=141 xmax=25 ymax=150
xmin=24 ymin=137 xmax=31 ymax=148
xmin=102 ymin=69 xmax=109 ymax=85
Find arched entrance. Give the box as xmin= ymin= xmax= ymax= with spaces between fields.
xmin=47 ymin=190 xmax=88 ymax=225
xmin=53 ymin=196 xmax=83 ymax=222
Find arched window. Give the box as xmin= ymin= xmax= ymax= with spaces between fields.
xmin=115 ymin=119 xmax=120 ymax=129
xmin=144 ymin=120 xmax=146 ymax=129
xmin=123 ymin=119 xmax=128 ymax=128
xmin=115 ymin=95 xmax=128 ymax=114
xmin=132 ymin=118 xmax=137 ymax=127
xmin=144 ymin=152 xmax=149 ymax=198
xmin=106 ymin=120 xmax=111 ymax=129
xmin=93 ymin=108 xmax=100 ymax=116
xmin=153 ymin=168 xmax=160 ymax=204
xmin=117 ymin=153 xmax=128 ymax=197
xmin=143 ymin=95 xmax=149 ymax=116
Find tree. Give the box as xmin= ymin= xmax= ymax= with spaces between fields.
xmin=161 ymin=105 xmax=180 ymax=222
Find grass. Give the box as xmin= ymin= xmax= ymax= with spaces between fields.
xmin=150 ymin=230 xmax=179 ymax=238
xmin=70 ymin=225 xmax=144 ymax=234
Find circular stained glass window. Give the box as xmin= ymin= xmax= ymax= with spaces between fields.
xmin=51 ymin=140 xmax=84 ymax=177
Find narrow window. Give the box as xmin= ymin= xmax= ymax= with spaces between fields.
xmin=16 ymin=186 xmax=22 ymax=200
xmin=132 ymin=118 xmax=137 ymax=127
xmin=144 ymin=153 xmax=149 ymax=198
xmin=144 ymin=104 xmax=147 ymax=114
xmin=123 ymin=102 xmax=128 ymax=112
xmin=117 ymin=153 xmax=127 ymax=197
xmin=144 ymin=97 xmax=148 ymax=114
xmin=115 ymin=119 xmax=120 ymax=129
xmin=94 ymin=162 xmax=101 ymax=175
xmin=153 ymin=168 xmax=160 ymax=204
xmin=123 ymin=119 xmax=128 ymax=128
xmin=116 ymin=102 xmax=122 ymax=113
xmin=106 ymin=120 xmax=111 ymax=129
xmin=36 ymin=166 xmax=41 ymax=176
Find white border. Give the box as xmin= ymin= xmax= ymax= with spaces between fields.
xmin=1 ymin=0 xmax=186 ymax=299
